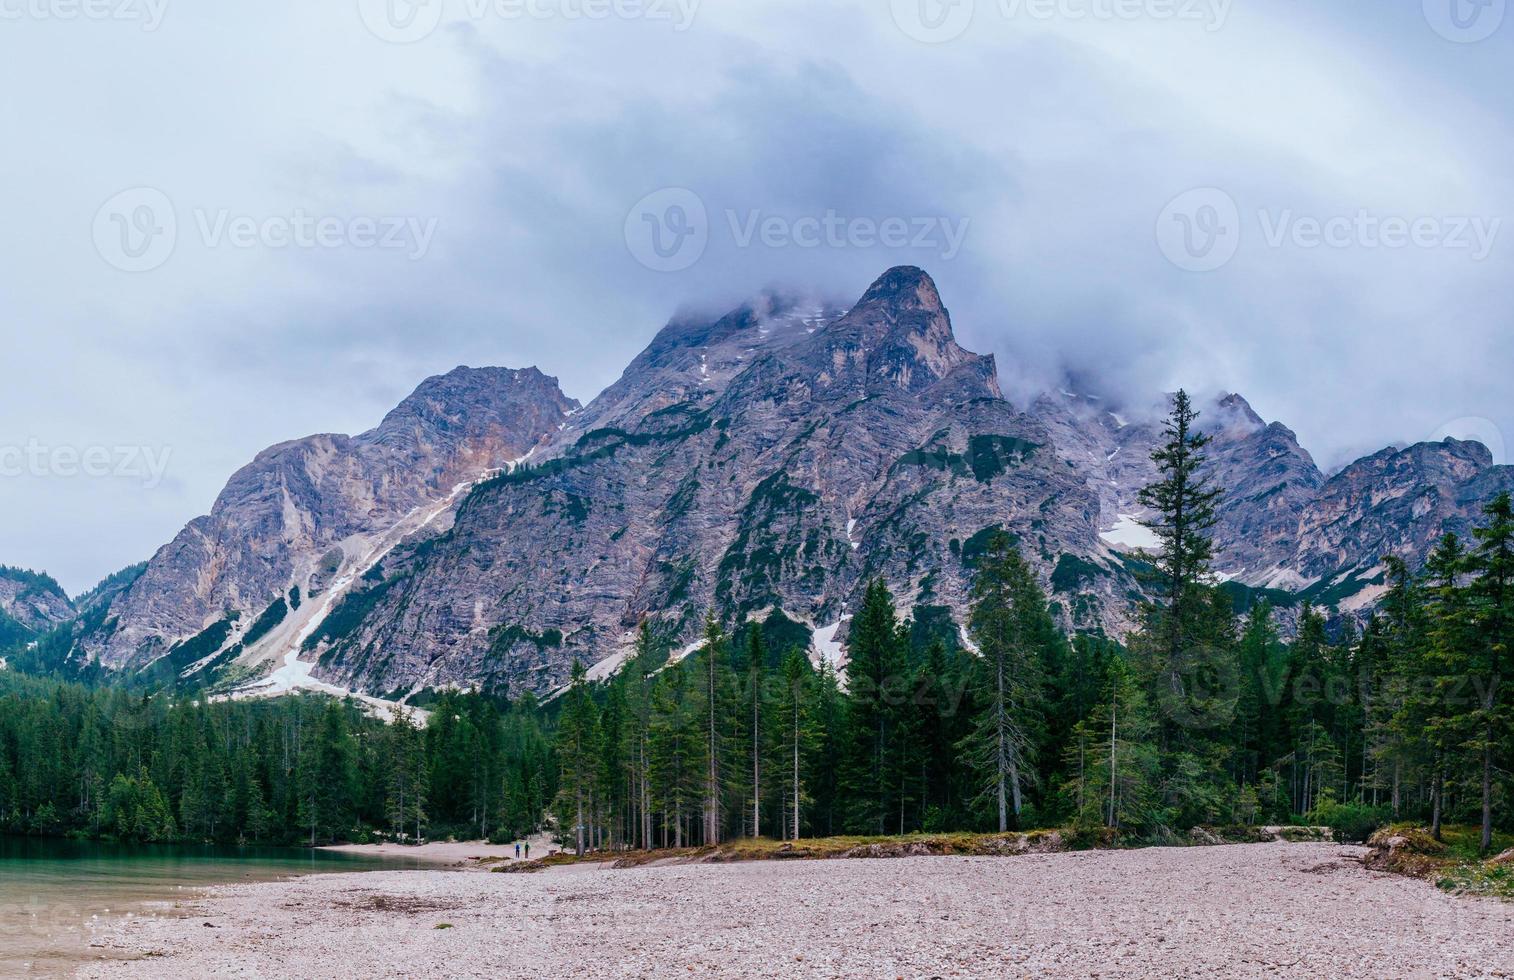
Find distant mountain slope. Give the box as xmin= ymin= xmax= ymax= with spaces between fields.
xmin=72 ymin=367 xmax=579 ymax=674
xmin=53 ymin=266 xmax=1514 ymax=698
xmin=0 ymin=566 xmax=74 ymax=648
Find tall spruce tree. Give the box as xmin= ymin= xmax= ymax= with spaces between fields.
xmin=1468 ymin=492 xmax=1513 ymax=852
xmin=620 ymin=622 xmax=659 ymax=849
xmin=649 ymin=661 xmax=701 ymax=847
xmin=696 ymin=612 xmax=732 ymax=845
xmin=385 ymin=709 xmax=428 ymax=841
xmin=555 ymin=661 xmax=601 ymax=856
xmin=960 ymin=532 xmax=1051 ymax=831
xmin=841 ymin=580 xmax=909 ymax=834
xmin=1065 ymin=655 xmax=1159 ymax=831
xmin=1423 ymin=533 xmax=1471 ymax=839
xmin=1379 ymin=554 xmax=1430 ymax=818
xmin=1138 ymin=389 xmax=1224 ymax=711
xmin=739 ymin=627 xmax=777 ymax=838
xmin=807 ymin=659 xmax=845 ymax=838
xmin=776 ymin=649 xmax=815 ymax=840
xmin=1234 ymin=602 xmax=1284 ymax=788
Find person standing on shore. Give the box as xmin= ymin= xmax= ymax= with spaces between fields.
xmin=524 ymin=842 xmax=531 ymax=860
xmin=515 ymin=843 xmax=521 ymax=859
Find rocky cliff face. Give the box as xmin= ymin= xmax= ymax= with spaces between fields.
xmin=1031 ymin=388 xmax=1326 ymax=583
xmin=1203 ymin=399 xmax=1327 ymax=588
xmin=53 ymin=266 xmax=1514 ymax=697
xmin=1284 ymin=438 xmax=1512 ymax=600
xmin=1034 ymin=388 xmax=1510 ymax=606
xmin=80 ymin=367 xmax=579 ymax=671
xmin=307 ymin=267 xmax=1109 ymax=697
xmin=0 ymin=567 xmax=74 ymax=637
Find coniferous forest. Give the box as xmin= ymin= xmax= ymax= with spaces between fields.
xmin=2 ymin=392 xmax=1509 ymax=855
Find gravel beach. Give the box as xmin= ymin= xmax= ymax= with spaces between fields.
xmin=317 ymin=832 xmax=560 ymax=867
xmin=80 ymin=842 xmax=1514 ymax=979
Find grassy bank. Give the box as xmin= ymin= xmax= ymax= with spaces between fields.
xmin=492 ymin=824 xmax=1334 ymax=872
xmin=1363 ymin=824 xmax=1514 ymax=899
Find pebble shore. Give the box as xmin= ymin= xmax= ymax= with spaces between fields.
xmin=82 ymin=842 xmax=1514 ymax=979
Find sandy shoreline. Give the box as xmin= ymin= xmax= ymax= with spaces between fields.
xmin=318 ymin=833 xmax=560 ymax=868
xmin=80 ymin=842 xmax=1514 ymax=979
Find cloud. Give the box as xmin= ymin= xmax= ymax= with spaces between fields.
xmin=0 ymin=0 xmax=1509 ymax=592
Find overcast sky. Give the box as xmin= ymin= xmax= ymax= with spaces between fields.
xmin=1 ymin=0 xmax=1510 ymax=595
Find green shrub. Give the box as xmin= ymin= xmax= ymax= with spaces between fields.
xmin=1307 ymin=794 xmax=1391 ymax=843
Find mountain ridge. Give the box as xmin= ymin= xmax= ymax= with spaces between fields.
xmin=18 ymin=267 xmax=1512 ymax=700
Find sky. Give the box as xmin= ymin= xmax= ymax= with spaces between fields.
xmin=1 ymin=0 xmax=1510 ymax=596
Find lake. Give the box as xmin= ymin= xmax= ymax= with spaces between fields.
xmin=0 ymin=836 xmax=434 ymax=977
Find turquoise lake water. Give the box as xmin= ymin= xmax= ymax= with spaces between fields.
xmin=0 ymin=836 xmax=430 ymax=977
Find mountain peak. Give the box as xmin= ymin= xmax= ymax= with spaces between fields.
xmin=1209 ymin=392 xmax=1266 ymax=439
xmin=820 ymin=266 xmax=995 ymax=397
xmin=855 ymin=266 xmax=943 ymax=314
xmin=373 ymin=366 xmax=577 ymax=445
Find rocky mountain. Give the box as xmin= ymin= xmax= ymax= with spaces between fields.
xmin=307 ymin=267 xmax=1108 ymax=697
xmin=0 ymin=566 xmax=74 ymax=645
xmin=1282 ymin=437 xmax=1512 ymax=606
xmin=1033 ymin=389 xmax=1328 ymax=583
xmin=73 ymin=366 xmax=579 ymax=673
xmin=37 ymin=266 xmax=1514 ymax=700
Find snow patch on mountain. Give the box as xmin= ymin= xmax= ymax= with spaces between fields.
xmin=1101 ymin=515 xmax=1161 ymax=552
xmin=811 ymin=618 xmax=850 ymax=671
xmin=585 ymin=649 xmax=629 ymax=683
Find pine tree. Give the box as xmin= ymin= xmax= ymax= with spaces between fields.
xmin=1355 ymin=616 xmax=1393 ymax=806
xmin=1423 ymin=533 xmax=1471 ymax=839
xmin=1066 ymin=657 xmax=1159 ymax=831
xmin=385 ymin=709 xmax=428 ymax=842
xmin=1379 ymin=554 xmax=1431 ymax=818
xmin=598 ymin=679 xmax=627 ymax=848
xmin=246 ymin=769 xmax=274 ymax=843
xmin=1284 ymin=605 xmax=1332 ymax=814
xmin=648 ymin=662 xmax=701 ymax=847
xmin=1235 ymin=602 xmax=1284 ymax=787
xmin=1138 ymin=389 xmax=1224 ymax=714
xmin=0 ymin=750 xmax=13 ymax=825
xmin=695 ymin=612 xmax=733 ymax=845
xmin=296 ymin=701 xmax=357 ymax=845
xmin=1467 ymin=492 xmax=1513 ymax=853
xmin=841 ymin=580 xmax=909 ymax=834
xmin=620 ymin=622 xmax=661 ymax=849
xmin=807 ymin=660 xmax=845 ymax=838
xmin=555 ymin=661 xmax=601 ymax=856
xmin=742 ymin=627 xmax=771 ymax=838
xmin=960 ymin=533 xmax=1050 ymax=831
xmin=775 ymin=649 xmax=815 ymax=840
xmin=911 ymin=639 xmax=966 ymax=831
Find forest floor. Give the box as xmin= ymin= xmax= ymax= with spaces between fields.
xmin=80 ymin=841 xmax=1514 ymax=979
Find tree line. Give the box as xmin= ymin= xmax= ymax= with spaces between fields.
xmin=0 ymin=679 xmax=554 ymax=846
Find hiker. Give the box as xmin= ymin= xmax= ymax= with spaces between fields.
xmin=524 ymin=842 xmax=530 ymax=860
xmin=514 ymin=842 xmax=521 ymax=859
